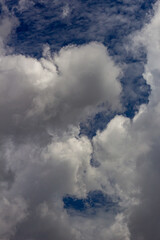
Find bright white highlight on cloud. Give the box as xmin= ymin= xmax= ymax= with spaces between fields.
xmin=1 ymin=1 xmax=160 ymax=239
xmin=0 ymin=42 xmax=121 ymax=139
xmin=62 ymin=4 xmax=70 ymax=18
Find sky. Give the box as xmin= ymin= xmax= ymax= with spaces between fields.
xmin=0 ymin=0 xmax=160 ymax=239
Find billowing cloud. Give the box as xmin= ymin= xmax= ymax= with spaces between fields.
xmin=1 ymin=1 xmax=160 ymax=240
xmin=0 ymin=42 xmax=121 ymax=140
xmin=0 ymin=10 xmax=123 ymax=238
xmin=127 ymin=2 xmax=160 ymax=240
xmin=90 ymin=4 xmax=160 ymax=238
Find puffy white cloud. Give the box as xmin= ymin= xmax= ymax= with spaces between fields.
xmin=0 ymin=134 xmax=91 ymax=240
xmin=0 ymin=26 xmax=123 ymax=238
xmin=2 ymin=1 xmax=160 ymax=239
xmin=77 ymin=5 xmax=160 ymax=238
xmin=0 ymin=42 xmax=121 ymax=140
xmin=125 ymin=2 xmax=160 ymax=239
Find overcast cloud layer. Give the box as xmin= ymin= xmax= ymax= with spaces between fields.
xmin=0 ymin=0 xmax=160 ymax=240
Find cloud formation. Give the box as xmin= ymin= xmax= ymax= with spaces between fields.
xmin=127 ymin=2 xmax=160 ymax=239
xmin=0 ymin=42 xmax=121 ymax=140
xmin=1 ymin=1 xmax=160 ymax=240
xmin=0 ymin=13 xmax=123 ymax=239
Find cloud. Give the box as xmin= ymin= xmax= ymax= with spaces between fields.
xmin=17 ymin=0 xmax=34 ymax=12
xmin=0 ymin=47 xmax=134 ymax=239
xmin=0 ymin=196 xmax=27 ymax=240
xmin=0 ymin=17 xmax=18 ymax=42
xmin=89 ymin=6 xmax=160 ymax=235
xmin=62 ymin=4 xmax=70 ymax=18
xmin=126 ymin=2 xmax=160 ymax=239
xmin=1 ymin=1 xmax=160 ymax=240
xmin=1 ymin=135 xmax=92 ymax=240
xmin=0 ymin=42 xmax=121 ymax=141
xmin=0 ymin=13 xmax=123 ymax=238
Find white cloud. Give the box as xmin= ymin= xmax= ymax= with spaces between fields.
xmin=0 ymin=0 xmax=19 ymax=48
xmin=2 ymin=1 xmax=160 ymax=239
xmin=0 ymin=20 xmax=123 ymax=238
xmin=0 ymin=42 xmax=121 ymax=140
xmin=62 ymin=4 xmax=70 ymax=18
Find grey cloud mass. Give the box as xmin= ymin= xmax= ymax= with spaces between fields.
xmin=0 ymin=42 xmax=121 ymax=140
xmin=1 ymin=1 xmax=160 ymax=240
xmin=0 ymin=7 xmax=123 ymax=239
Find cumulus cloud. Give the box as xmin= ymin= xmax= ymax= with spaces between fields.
xmin=89 ymin=5 xmax=160 ymax=237
xmin=0 ymin=7 xmax=123 ymax=237
xmin=1 ymin=0 xmax=160 ymax=239
xmin=126 ymin=2 xmax=160 ymax=239
xmin=0 ymin=42 xmax=121 ymax=140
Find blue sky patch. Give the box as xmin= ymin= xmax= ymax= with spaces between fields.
xmin=63 ymin=190 xmax=119 ymax=214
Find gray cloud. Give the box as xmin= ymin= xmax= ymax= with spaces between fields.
xmin=127 ymin=3 xmax=160 ymax=239
xmin=1 ymin=1 xmax=160 ymax=240
xmin=0 ymin=17 xmax=123 ymax=238
xmin=0 ymin=42 xmax=121 ymax=141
